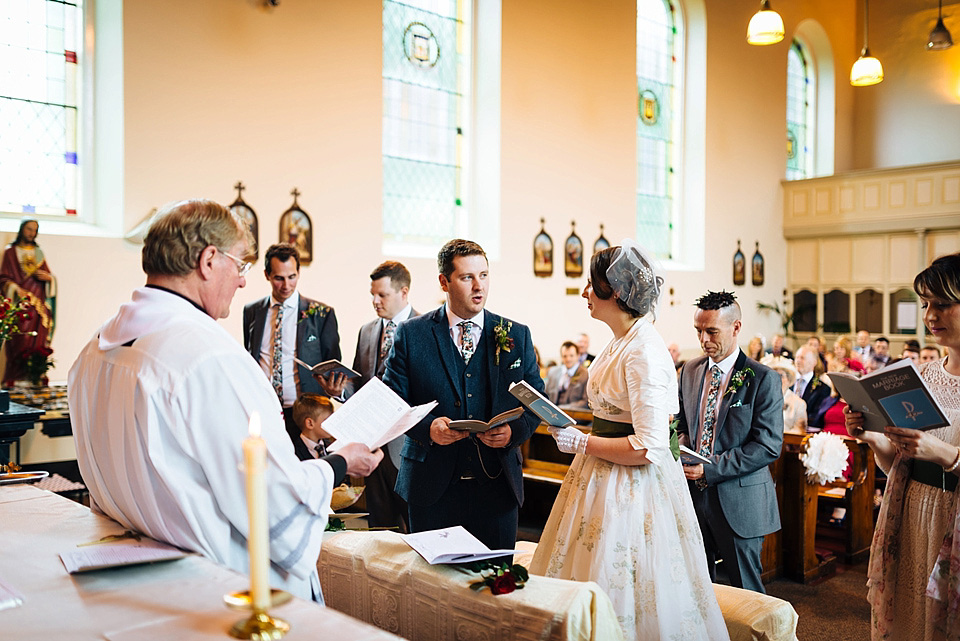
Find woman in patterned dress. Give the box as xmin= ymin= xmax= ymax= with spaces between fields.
xmin=845 ymin=252 xmax=960 ymax=641
xmin=530 ymin=240 xmax=728 ymax=641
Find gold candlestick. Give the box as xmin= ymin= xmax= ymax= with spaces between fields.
xmin=225 ymin=589 xmax=292 ymax=639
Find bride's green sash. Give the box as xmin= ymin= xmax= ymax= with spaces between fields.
xmin=590 ymin=416 xmax=633 ymax=438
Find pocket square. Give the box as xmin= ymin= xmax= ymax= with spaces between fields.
xmin=730 ymin=400 xmax=743 ymax=408
xmin=306 ymin=335 xmax=318 ymax=342
xmin=509 ymin=359 xmax=522 ymax=370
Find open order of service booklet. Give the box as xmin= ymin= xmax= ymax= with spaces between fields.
xmin=507 ymin=380 xmax=576 ymax=428
xmin=323 ymin=377 xmax=437 ymax=451
xmin=59 ymin=535 xmax=190 ymax=574
xmin=448 ymin=406 xmax=524 ymax=433
xmin=400 ymin=526 xmax=518 ymax=564
xmin=830 ymin=359 xmax=950 ymax=432
xmin=294 ymin=357 xmax=360 ymax=379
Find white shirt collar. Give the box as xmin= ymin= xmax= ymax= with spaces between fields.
xmin=445 ymin=305 xmax=484 ymax=331
xmin=709 ymin=348 xmax=740 ymax=375
xmin=299 ymin=433 xmax=323 ymax=458
xmin=386 ymin=303 xmax=413 ymax=325
xmin=798 ymin=371 xmax=813 ymax=383
xmin=271 ymin=290 xmax=299 ymax=311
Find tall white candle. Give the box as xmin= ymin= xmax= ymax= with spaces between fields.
xmin=243 ymin=412 xmax=270 ymax=610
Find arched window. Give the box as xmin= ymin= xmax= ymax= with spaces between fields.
xmin=0 ymin=0 xmax=83 ymax=218
xmin=786 ymin=39 xmax=814 ymax=181
xmin=636 ymin=0 xmax=681 ymax=260
xmin=382 ymin=0 xmax=471 ymax=257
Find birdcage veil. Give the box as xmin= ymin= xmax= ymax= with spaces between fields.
xmin=604 ymin=238 xmax=663 ymax=318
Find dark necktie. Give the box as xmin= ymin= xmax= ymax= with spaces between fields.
xmin=314 ymin=442 xmax=326 ymax=458
xmin=698 ymin=365 xmax=723 ymax=457
xmin=458 ymin=320 xmax=476 ymax=364
xmin=271 ymin=303 xmax=284 ymax=401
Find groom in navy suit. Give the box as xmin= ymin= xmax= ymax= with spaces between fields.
xmin=383 ymin=239 xmax=545 ymax=550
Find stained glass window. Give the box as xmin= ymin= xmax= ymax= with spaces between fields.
xmin=383 ymin=0 xmax=470 ymax=255
xmin=636 ymin=0 xmax=677 ymax=260
xmin=0 ymin=0 xmax=82 ymax=217
xmin=786 ymin=40 xmax=812 ymax=181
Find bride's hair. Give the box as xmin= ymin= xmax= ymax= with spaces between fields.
xmin=589 ymin=245 xmax=662 ymax=319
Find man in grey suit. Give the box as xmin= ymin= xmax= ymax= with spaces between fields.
xmin=383 ymin=239 xmax=544 ymax=550
xmin=349 ymin=260 xmax=417 ymax=531
xmin=677 ymin=290 xmax=783 ymax=593
xmin=242 ymin=243 xmax=342 ymax=441
xmin=543 ymin=341 xmax=589 ymax=408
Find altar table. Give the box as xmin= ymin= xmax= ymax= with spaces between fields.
xmin=318 ymin=531 xmax=799 ymax=641
xmin=0 ymin=485 xmax=399 ymax=640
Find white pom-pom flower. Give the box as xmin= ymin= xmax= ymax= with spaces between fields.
xmin=800 ymin=432 xmax=849 ymax=485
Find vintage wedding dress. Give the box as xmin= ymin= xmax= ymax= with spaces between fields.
xmin=530 ymin=317 xmax=729 ymax=641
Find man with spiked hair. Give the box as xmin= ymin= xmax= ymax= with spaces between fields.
xmin=676 ymin=290 xmax=783 ymax=593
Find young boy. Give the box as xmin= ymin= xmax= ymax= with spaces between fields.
xmin=291 ymin=393 xmax=335 ymax=461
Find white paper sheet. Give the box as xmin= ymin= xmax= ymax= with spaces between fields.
xmin=323 ymin=377 xmax=437 ymax=451
xmin=60 ymin=538 xmax=189 ymax=573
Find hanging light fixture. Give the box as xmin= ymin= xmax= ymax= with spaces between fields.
xmin=747 ymin=0 xmax=785 ymax=45
xmin=851 ymin=0 xmax=883 ymax=86
xmin=927 ymin=0 xmax=954 ymax=50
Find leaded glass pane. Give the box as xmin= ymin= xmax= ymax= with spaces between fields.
xmin=0 ymin=0 xmax=81 ymax=216
xmin=786 ymin=41 xmax=809 ymax=181
xmin=636 ymin=0 xmax=675 ymax=260
xmin=383 ymin=0 xmax=468 ymax=252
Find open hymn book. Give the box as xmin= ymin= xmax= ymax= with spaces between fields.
xmin=400 ymin=526 xmax=518 ymax=564
xmin=323 ymin=377 xmax=437 ymax=452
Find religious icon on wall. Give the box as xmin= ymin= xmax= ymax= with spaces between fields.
xmin=593 ymin=223 xmax=610 ymax=255
xmin=752 ymin=241 xmax=765 ymax=287
xmin=228 ymin=181 xmax=259 ymax=262
xmin=279 ymin=188 xmax=313 ymax=266
xmin=564 ymin=221 xmax=583 ymax=278
xmin=533 ymin=218 xmax=553 ymax=277
xmin=733 ymin=240 xmax=746 ymax=286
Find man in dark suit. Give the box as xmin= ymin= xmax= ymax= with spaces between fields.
xmin=677 ymin=290 xmax=783 ymax=593
xmin=348 ymin=260 xmax=418 ymax=531
xmin=242 ymin=243 xmax=342 ymax=441
xmin=543 ymin=341 xmax=589 ymax=408
xmin=576 ymin=332 xmax=595 ymax=368
xmin=382 ymin=239 xmax=544 ymax=550
xmin=793 ymin=345 xmax=831 ymax=426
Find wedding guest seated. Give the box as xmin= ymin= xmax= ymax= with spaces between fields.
xmin=544 ymin=341 xmax=589 ymax=408
xmin=921 ymin=345 xmax=943 ymax=363
xmin=816 ymin=374 xmax=851 ymax=484
xmin=667 ymin=342 xmax=685 ymax=372
xmin=292 ymin=393 xmax=335 ymax=461
xmin=853 ymin=330 xmax=874 ymax=362
xmin=829 ymin=335 xmax=865 ymax=375
xmin=576 ymin=332 xmax=595 ymax=367
xmin=762 ymin=355 xmax=806 ymax=433
xmin=746 ymin=334 xmax=766 ymax=361
xmin=872 ymin=336 xmax=891 ymax=368
xmin=794 ymin=346 xmax=831 ymax=429
xmin=900 ymin=340 xmax=921 ymax=365
xmin=766 ymin=333 xmax=793 ymax=359
xmin=807 ymin=335 xmax=828 ymax=370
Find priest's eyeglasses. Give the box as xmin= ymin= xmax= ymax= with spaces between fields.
xmin=220 ymin=249 xmax=253 ymax=277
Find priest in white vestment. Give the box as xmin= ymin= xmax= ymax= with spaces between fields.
xmin=68 ymin=199 xmax=383 ymax=602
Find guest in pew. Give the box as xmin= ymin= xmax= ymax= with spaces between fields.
xmin=829 ymin=335 xmax=866 ymax=375
xmin=543 ymin=341 xmax=589 ymax=408
xmin=746 ymin=334 xmax=766 ymax=361
xmin=291 ymin=393 xmax=335 ymax=461
xmin=667 ymin=341 xmax=686 ymax=372
xmin=794 ymin=345 xmax=831 ymax=428
xmin=845 ymin=252 xmax=960 ymax=641
xmin=382 ymin=239 xmax=544 ymax=552
xmin=921 ymin=344 xmax=943 ymax=363
xmin=576 ymin=332 xmax=595 ymax=367
xmin=765 ymin=333 xmax=793 ymax=359
xmin=677 ymin=290 xmax=783 ymax=594
xmin=761 ymin=355 xmax=806 ymax=433
xmin=531 ymin=240 xmax=729 ymax=641
xmin=68 ymin=199 xmax=383 ymax=603
xmin=900 ymin=340 xmax=921 ymax=365
xmin=873 ymin=336 xmax=892 ymax=369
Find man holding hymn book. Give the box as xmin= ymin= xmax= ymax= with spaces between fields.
xmin=382 ymin=239 xmax=545 ymax=552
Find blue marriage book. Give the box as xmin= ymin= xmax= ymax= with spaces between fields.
xmin=830 ymin=359 xmax=949 ymax=432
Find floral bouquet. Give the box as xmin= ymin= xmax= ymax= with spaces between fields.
xmin=466 ymin=559 xmax=529 ymax=595
xmin=799 ymin=431 xmax=849 ymax=485
xmin=0 ymin=296 xmax=34 ymax=345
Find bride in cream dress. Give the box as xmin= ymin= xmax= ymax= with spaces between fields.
xmin=530 ymin=241 xmax=728 ymax=641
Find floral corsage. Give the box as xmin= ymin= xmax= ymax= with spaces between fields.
xmin=724 ymin=367 xmax=755 ymax=397
xmin=299 ymin=301 xmax=329 ymax=323
xmin=466 ymin=560 xmax=528 ymax=595
xmin=493 ymin=319 xmax=515 ymax=365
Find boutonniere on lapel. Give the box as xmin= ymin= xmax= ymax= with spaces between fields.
xmin=493 ymin=319 xmax=515 ymax=365
xmin=724 ymin=367 xmax=755 ymax=398
xmin=298 ymin=302 xmax=329 ymax=324
xmin=809 ymin=377 xmax=821 ymax=390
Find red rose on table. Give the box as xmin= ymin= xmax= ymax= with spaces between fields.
xmin=489 ymin=574 xmax=516 ymax=595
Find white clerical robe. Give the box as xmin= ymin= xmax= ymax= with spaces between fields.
xmin=68 ymin=287 xmax=335 ymax=601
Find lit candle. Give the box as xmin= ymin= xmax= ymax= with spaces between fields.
xmin=243 ymin=411 xmax=270 ymax=610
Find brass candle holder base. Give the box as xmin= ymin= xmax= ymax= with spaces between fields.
xmin=225 ymin=589 xmax=292 ymax=640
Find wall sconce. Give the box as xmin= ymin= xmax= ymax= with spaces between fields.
xmin=851 ymin=0 xmax=884 ymax=86
xmin=747 ymin=0 xmax=785 ymax=45
xmin=927 ymin=0 xmax=954 ymax=50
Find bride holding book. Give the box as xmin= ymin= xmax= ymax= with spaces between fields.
xmin=530 ymin=240 xmax=728 ymax=641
